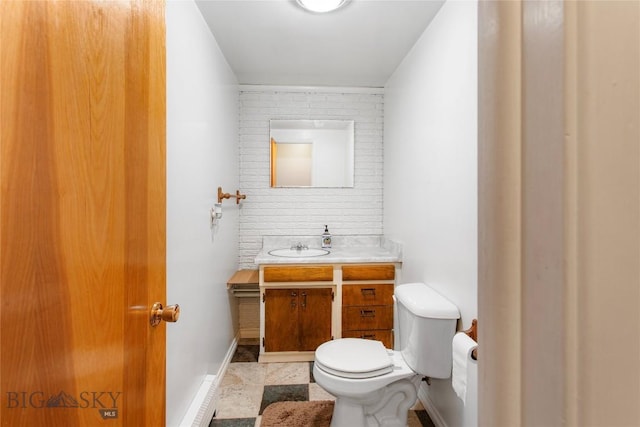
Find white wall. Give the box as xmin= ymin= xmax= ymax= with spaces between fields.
xmin=166 ymin=2 xmax=239 ymax=425
xmin=238 ymin=89 xmax=384 ymax=269
xmin=384 ymin=1 xmax=477 ymax=426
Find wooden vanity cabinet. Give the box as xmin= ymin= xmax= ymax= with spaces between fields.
xmin=259 ymin=263 xmax=399 ymax=361
xmin=341 ymin=265 xmax=395 ymax=348
xmin=262 ymin=266 xmax=333 ymax=353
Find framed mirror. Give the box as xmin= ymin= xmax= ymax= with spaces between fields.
xmin=270 ymin=119 xmax=354 ymax=188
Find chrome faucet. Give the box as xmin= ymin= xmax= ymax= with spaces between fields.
xmin=291 ymin=242 xmax=308 ymax=251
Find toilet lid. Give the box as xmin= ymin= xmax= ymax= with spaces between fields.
xmin=315 ymin=338 xmax=394 ymax=379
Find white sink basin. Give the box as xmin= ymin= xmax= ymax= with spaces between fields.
xmin=268 ymin=248 xmax=330 ymax=258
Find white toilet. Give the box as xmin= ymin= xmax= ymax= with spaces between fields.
xmin=313 ymin=282 xmax=460 ymax=427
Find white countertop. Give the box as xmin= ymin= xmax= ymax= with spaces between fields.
xmin=254 ymin=235 xmax=402 ymax=265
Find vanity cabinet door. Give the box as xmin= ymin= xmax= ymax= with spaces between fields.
xmin=299 ymin=288 xmax=332 ymax=351
xmin=264 ymin=289 xmax=300 ymax=352
xmin=264 ymin=288 xmax=332 ymax=352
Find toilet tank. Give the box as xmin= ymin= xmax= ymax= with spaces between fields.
xmin=395 ymin=283 xmax=460 ymax=378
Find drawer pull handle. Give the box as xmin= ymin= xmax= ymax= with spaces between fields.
xmin=361 ymin=334 xmax=376 ymax=339
xmin=360 ymin=309 xmax=376 ymax=317
xmin=301 ymin=291 xmax=307 ymax=308
xmin=361 ymin=288 xmax=376 ymax=296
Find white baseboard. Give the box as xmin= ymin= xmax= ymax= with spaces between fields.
xmin=179 ymin=374 xmax=217 ymax=427
xmin=418 ymin=384 xmax=448 ymax=427
xmin=179 ymin=337 xmax=238 ymax=427
xmin=216 ymin=335 xmax=239 ymax=392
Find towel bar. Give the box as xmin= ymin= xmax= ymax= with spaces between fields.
xmin=218 ymin=186 xmax=246 ymax=204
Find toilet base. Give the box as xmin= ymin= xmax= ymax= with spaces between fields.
xmin=329 ymin=376 xmax=421 ymax=427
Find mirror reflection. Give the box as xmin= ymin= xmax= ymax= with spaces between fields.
xmin=270 ymin=120 xmax=354 ymax=188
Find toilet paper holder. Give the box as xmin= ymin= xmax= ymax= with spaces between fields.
xmin=462 ymin=319 xmax=478 ymax=360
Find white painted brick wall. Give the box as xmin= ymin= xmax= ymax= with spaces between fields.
xmin=238 ymin=88 xmax=384 ymax=268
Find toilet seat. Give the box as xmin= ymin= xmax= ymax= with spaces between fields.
xmin=315 ymin=338 xmax=394 ymax=379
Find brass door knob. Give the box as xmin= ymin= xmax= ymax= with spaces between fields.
xmin=150 ymin=302 xmax=180 ymax=327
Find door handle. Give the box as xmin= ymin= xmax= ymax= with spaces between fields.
xmin=150 ymin=302 xmax=180 ymax=327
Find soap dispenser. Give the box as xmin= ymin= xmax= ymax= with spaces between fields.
xmin=321 ymin=225 xmax=332 ymax=248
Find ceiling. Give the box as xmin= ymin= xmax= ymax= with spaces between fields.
xmin=195 ymin=0 xmax=445 ymax=88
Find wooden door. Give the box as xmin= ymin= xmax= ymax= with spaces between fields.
xmin=299 ymin=288 xmax=332 ymax=351
xmin=0 ymin=1 xmax=166 ymax=426
xmin=264 ymin=289 xmax=300 ymax=352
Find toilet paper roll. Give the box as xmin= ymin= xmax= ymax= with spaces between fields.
xmin=451 ymin=332 xmax=477 ymax=404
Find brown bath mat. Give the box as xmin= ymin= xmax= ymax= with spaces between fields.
xmin=260 ymin=400 xmax=334 ymax=427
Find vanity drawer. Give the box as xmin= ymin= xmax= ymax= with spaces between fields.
xmin=263 ymin=265 xmax=333 ymax=282
xmin=342 ymin=264 xmax=395 ymax=281
xmin=341 ymin=330 xmax=393 ymax=349
xmin=342 ymin=284 xmax=393 ymax=306
xmin=342 ymin=306 xmax=393 ymax=330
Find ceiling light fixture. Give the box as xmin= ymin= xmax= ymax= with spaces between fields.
xmin=296 ymin=0 xmax=348 ymax=13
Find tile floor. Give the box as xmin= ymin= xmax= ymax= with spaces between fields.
xmin=209 ymin=339 xmax=435 ymax=427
